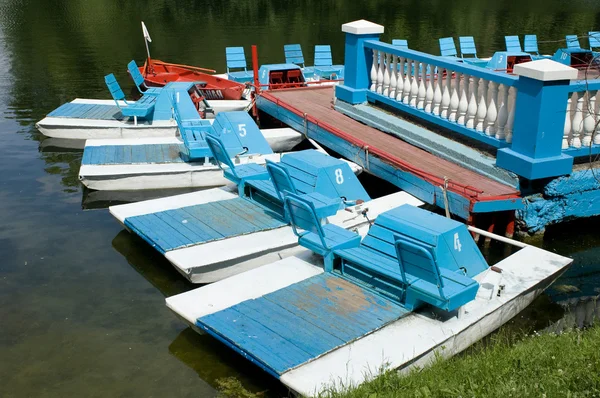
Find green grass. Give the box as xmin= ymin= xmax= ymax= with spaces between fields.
xmin=319 ymin=325 xmax=600 ymax=398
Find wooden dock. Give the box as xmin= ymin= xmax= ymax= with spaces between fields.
xmin=257 ymin=86 xmax=522 ymax=222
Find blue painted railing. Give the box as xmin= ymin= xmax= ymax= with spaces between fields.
xmin=336 ymin=27 xmax=600 ymax=180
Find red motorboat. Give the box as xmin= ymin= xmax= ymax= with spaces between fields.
xmin=140 ymin=58 xmax=246 ymax=100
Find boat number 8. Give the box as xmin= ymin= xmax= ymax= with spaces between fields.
xmin=335 ymin=168 xmax=344 ymax=184
xmin=238 ymin=124 xmax=247 ymax=137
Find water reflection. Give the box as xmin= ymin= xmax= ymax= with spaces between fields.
xmin=2 ymin=0 xmax=600 ymax=396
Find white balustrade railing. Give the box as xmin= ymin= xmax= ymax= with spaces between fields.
xmin=563 ymin=90 xmax=600 ymax=149
xmin=367 ymin=47 xmax=518 ymax=144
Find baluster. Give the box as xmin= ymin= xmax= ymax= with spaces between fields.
xmin=495 ymin=84 xmax=509 ymax=140
xmin=563 ymin=96 xmax=572 ymax=149
xmin=448 ymin=71 xmax=460 ymax=122
xmin=432 ymin=67 xmax=443 ymax=115
xmin=595 ymin=94 xmax=600 ymax=145
xmin=389 ymin=55 xmax=397 ymax=99
xmin=403 ymin=59 xmax=412 ymax=104
xmin=410 ymin=61 xmax=420 ymax=107
xmin=382 ymin=52 xmax=391 ymax=96
xmin=370 ymin=49 xmax=378 ymax=92
xmin=457 ymin=73 xmax=469 ymax=125
xmin=441 ymin=68 xmax=452 ymax=118
xmin=505 ymin=87 xmax=516 ymax=143
xmin=475 ymin=78 xmax=488 ymax=132
xmin=485 ymin=81 xmax=498 ymax=136
xmin=583 ymin=90 xmax=597 ymax=146
xmin=571 ymin=92 xmax=583 ymax=148
xmin=425 ymin=65 xmax=435 ymax=113
xmin=417 ymin=62 xmax=427 ymax=109
xmin=376 ymin=51 xmax=384 ymax=94
xmin=466 ymin=75 xmax=478 ymax=128
xmin=396 ymin=57 xmax=405 ymax=101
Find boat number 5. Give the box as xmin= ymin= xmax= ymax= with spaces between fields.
xmin=335 ymin=168 xmax=344 ymax=184
xmin=453 ymin=232 xmax=462 ymax=252
xmin=238 ymin=124 xmax=247 ymax=137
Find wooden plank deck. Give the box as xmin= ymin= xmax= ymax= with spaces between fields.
xmin=260 ymin=86 xmax=519 ymax=200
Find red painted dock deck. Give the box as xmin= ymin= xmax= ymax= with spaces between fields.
xmin=259 ymin=86 xmax=520 ymax=203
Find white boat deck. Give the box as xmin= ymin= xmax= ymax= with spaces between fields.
xmin=111 ymin=190 xmax=422 ymax=283
xmin=166 ymin=244 xmax=572 ymax=396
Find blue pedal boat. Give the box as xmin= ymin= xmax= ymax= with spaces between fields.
xmin=110 ymin=142 xmax=421 ymax=283
xmin=78 ymin=95 xmax=303 ymax=191
xmin=36 ymin=70 xmax=251 ymax=140
xmin=166 ymin=202 xmax=572 ymax=396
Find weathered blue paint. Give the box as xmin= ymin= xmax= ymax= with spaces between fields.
xmin=196 ymin=273 xmax=408 ymax=377
xmin=124 ymin=197 xmax=286 ymax=253
xmin=81 ymin=143 xmax=187 ymax=165
xmin=519 ymin=168 xmax=600 ymax=233
xmin=497 ymin=77 xmax=574 ymax=179
xmin=335 ymin=30 xmax=382 ymax=104
xmin=48 ymin=103 xmax=123 ymax=120
xmin=485 ymin=51 xmax=532 ymax=70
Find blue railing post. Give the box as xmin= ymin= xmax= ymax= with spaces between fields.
xmin=496 ymin=60 xmax=578 ymax=179
xmin=335 ymin=20 xmax=384 ymax=104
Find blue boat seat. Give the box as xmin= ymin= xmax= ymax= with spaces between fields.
xmin=313 ymin=45 xmax=344 ymax=79
xmin=505 ymin=35 xmax=523 ymax=52
xmin=127 ymin=60 xmax=162 ymax=96
xmin=459 ymin=36 xmax=478 ymax=59
xmin=105 ymin=73 xmax=156 ymax=123
xmin=284 ymin=44 xmax=314 ymax=78
xmin=439 ymin=37 xmax=458 ymax=57
xmin=566 ymin=35 xmax=581 ymax=49
xmin=226 ymin=47 xmax=254 ymax=83
xmin=285 ymin=193 xmax=360 ymax=257
xmin=589 ymin=32 xmax=600 ymax=52
xmin=332 ymin=208 xmax=479 ymax=312
xmin=205 ymin=134 xmax=269 ymax=195
xmin=524 ymin=34 xmax=540 ymax=55
xmin=391 ymin=39 xmax=408 ymax=49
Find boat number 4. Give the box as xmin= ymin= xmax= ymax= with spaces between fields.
xmin=335 ymin=168 xmax=344 ymax=184
xmin=238 ymin=124 xmax=247 ymax=137
xmin=453 ymin=232 xmax=462 ymax=252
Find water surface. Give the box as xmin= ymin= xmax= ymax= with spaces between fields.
xmin=1 ymin=1 xmax=600 ymax=396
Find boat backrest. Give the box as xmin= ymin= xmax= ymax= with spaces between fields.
xmin=314 ymin=45 xmax=333 ymax=67
xmin=205 ymin=134 xmax=237 ymax=178
xmin=566 ymin=35 xmax=581 ymax=49
xmin=459 ymin=36 xmax=477 ymax=57
xmin=104 ymin=73 xmax=126 ymax=106
xmin=524 ymin=34 xmax=539 ymax=54
xmin=395 ymin=237 xmax=444 ymax=298
xmin=284 ymin=44 xmax=306 ymax=67
xmin=439 ymin=37 xmax=457 ymax=57
xmin=266 ymin=160 xmax=297 ymax=201
xmin=127 ymin=60 xmax=146 ymax=91
xmin=391 ymin=39 xmax=408 ymax=49
xmin=226 ymin=47 xmax=248 ymax=72
xmin=505 ymin=35 xmax=522 ymax=52
xmin=284 ymin=193 xmax=327 ymax=245
xmin=589 ymin=32 xmax=600 ymax=50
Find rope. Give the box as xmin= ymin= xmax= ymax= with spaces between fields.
xmin=440 ymin=177 xmax=451 ymax=218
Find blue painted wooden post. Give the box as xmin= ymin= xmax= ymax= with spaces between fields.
xmin=335 ymin=20 xmax=384 ymax=104
xmin=496 ymin=60 xmax=578 ymax=180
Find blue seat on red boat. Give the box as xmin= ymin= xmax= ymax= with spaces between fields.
xmin=392 ymin=39 xmax=408 ymax=49
xmin=127 ymin=60 xmax=162 ymax=96
xmin=226 ymin=47 xmax=254 ymax=83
